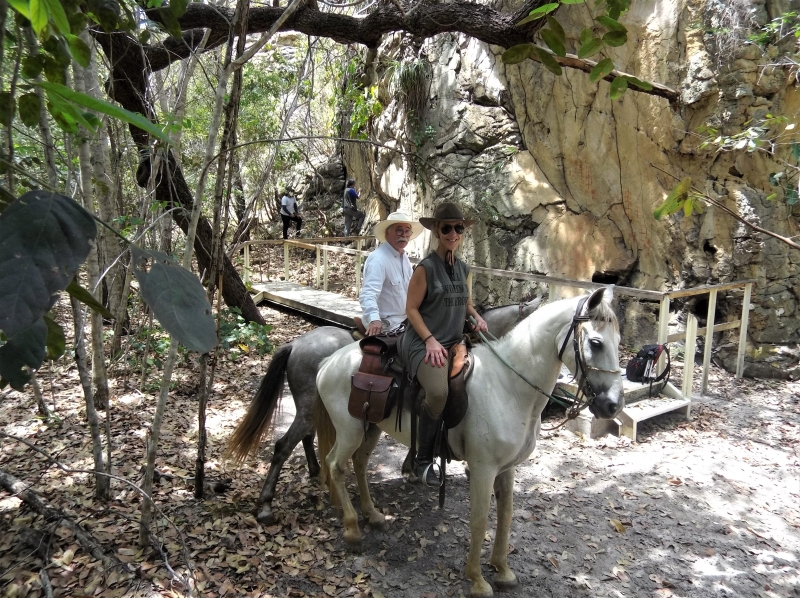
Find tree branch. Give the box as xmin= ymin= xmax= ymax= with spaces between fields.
xmin=134 ymin=2 xmax=677 ymax=101
xmin=650 ymin=163 xmax=800 ymax=251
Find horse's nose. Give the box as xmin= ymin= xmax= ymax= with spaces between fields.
xmin=589 ymin=390 xmax=623 ymax=419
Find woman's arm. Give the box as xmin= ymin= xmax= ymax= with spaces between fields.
xmin=406 ymin=266 xmax=448 ymax=368
xmin=465 ymin=273 xmax=488 ymax=333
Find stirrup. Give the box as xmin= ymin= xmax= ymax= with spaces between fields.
xmin=418 ymin=462 xmax=443 ymax=488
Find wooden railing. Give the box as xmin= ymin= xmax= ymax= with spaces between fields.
xmin=239 ymin=238 xmax=754 ymax=397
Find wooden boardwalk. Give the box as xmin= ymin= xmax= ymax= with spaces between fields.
xmin=251 ymin=282 xmax=361 ymax=327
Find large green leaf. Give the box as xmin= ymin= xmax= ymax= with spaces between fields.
xmin=541 ymin=28 xmax=566 ymax=57
xmin=532 ymin=47 xmax=563 ymax=76
xmin=622 ymin=75 xmax=653 ymax=91
xmin=131 ymin=247 xmax=217 ymax=353
xmin=66 ymin=278 xmax=113 ymax=319
xmin=546 ymin=15 xmax=566 ymax=40
xmin=158 ymin=6 xmax=183 ymax=38
xmin=29 ymin=0 xmax=48 ymax=34
xmin=654 ymin=177 xmax=692 ymax=219
xmin=7 ymin=0 xmax=32 ymax=20
xmin=518 ymin=2 xmax=559 ymax=25
xmin=66 ymin=34 xmax=91 ymax=68
xmin=0 ymin=191 xmax=96 ymax=340
xmin=37 ymin=81 xmax=171 ymax=144
xmin=603 ymin=31 xmax=628 ymax=47
xmin=170 ymin=0 xmax=188 ymax=18
xmin=18 ymin=93 xmax=42 ymax=127
xmin=577 ymin=37 xmax=604 ymax=58
xmin=596 ymin=15 xmax=627 ymax=32
xmin=501 ymin=44 xmax=535 ymax=65
xmin=0 ymin=317 xmax=47 ymax=390
xmin=43 ymin=0 xmax=71 ymax=34
xmin=589 ymin=58 xmax=615 ymax=82
xmin=44 ymin=313 xmax=65 ymax=360
xmin=609 ymin=75 xmax=628 ymax=99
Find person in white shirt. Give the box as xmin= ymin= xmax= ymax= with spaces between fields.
xmin=280 ymin=188 xmax=302 ymax=239
xmin=358 ymin=211 xmax=424 ymax=336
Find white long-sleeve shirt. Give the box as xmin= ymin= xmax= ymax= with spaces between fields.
xmin=359 ymin=241 xmax=412 ymax=332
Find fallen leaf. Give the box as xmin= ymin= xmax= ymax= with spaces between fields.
xmin=667 ymin=477 xmax=683 ymax=486
xmin=548 ymin=556 xmax=560 ymax=570
xmin=609 ymin=518 xmax=627 ymax=533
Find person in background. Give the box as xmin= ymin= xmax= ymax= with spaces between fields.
xmin=280 ymin=187 xmax=302 ymax=240
xmin=399 ymin=202 xmax=488 ymax=485
xmin=357 ymin=211 xmax=423 ymax=336
xmin=342 ymin=178 xmax=365 ymax=237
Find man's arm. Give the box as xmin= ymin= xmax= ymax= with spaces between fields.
xmin=359 ymin=254 xmax=385 ymax=336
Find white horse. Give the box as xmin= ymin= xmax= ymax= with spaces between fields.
xmin=313 ymin=287 xmax=623 ymax=597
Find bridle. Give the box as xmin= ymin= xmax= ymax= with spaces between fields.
xmin=552 ymin=297 xmax=621 ymax=423
xmin=474 ymin=296 xmax=619 ymax=429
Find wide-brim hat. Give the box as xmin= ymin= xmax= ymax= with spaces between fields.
xmin=372 ymin=211 xmax=424 ymax=243
xmin=419 ymin=202 xmax=476 ymax=230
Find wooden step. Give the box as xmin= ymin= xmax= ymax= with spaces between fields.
xmin=616 ymin=393 xmax=691 ymax=441
xmin=561 ymin=381 xmax=690 ymax=442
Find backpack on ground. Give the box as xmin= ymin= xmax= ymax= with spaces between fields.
xmin=625 ymin=343 xmax=670 ymax=395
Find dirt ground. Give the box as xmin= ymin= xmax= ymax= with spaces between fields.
xmin=1 ymin=303 xmax=799 ymax=598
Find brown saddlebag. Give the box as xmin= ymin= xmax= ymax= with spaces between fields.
xmin=348 ymin=332 xmax=402 ymax=425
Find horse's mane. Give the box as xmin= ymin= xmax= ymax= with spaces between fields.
xmin=587 ymin=297 xmax=619 ymax=334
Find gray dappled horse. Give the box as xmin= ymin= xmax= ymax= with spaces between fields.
xmin=226 ymin=299 xmax=543 ymax=524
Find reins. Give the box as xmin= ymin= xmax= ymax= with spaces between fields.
xmin=471 ymin=297 xmax=618 ymax=431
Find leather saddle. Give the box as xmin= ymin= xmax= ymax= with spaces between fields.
xmin=348 ymin=331 xmax=474 ymax=430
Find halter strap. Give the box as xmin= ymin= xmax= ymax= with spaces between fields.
xmin=558 ymin=296 xmax=591 ymax=361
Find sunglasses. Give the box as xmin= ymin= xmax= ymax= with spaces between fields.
xmin=439 ymin=223 xmax=465 ymax=235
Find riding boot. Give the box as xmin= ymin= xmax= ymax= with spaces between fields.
xmin=411 ymin=411 xmax=442 ymax=487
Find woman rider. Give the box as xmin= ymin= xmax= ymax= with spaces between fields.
xmin=399 ymin=202 xmax=489 ymax=485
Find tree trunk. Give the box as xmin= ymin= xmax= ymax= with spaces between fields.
xmin=70 ymin=297 xmax=110 ymax=500
xmin=93 ymin=34 xmax=266 ymax=326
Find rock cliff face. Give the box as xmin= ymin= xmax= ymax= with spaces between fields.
xmin=343 ymin=0 xmax=800 ymax=378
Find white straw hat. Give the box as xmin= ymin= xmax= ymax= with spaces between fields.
xmin=372 ymin=211 xmax=424 ymax=243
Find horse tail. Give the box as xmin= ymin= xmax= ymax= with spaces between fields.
xmin=225 ymin=343 xmax=293 ymax=464
xmin=312 ymin=388 xmax=340 ymax=508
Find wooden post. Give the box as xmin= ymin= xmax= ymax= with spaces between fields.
xmin=657 ymin=295 xmax=670 ymax=373
xmin=736 ymin=282 xmax=752 ymax=378
xmin=355 ymin=238 xmax=363 ymax=295
xmin=682 ymin=314 xmax=698 ymax=399
xmin=315 ymin=244 xmax=321 ymax=289
xmin=243 ymin=243 xmax=250 ymax=285
xmin=283 ymin=242 xmax=290 ymax=281
xmin=701 ymin=289 xmax=717 ymax=395
xmin=323 ymin=244 xmax=329 ymax=291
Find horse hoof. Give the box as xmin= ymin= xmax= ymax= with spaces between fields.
xmin=343 ymin=535 xmax=363 ymax=552
xmin=494 ymin=578 xmax=518 ymax=591
xmin=367 ymin=516 xmax=386 ymax=531
xmin=256 ymin=508 xmax=276 ymax=526
xmin=469 ymin=582 xmax=493 ymax=598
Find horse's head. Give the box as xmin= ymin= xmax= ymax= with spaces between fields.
xmin=557 ymin=287 xmax=624 ymax=420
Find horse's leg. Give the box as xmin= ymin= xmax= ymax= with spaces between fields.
xmin=351 ymin=425 xmax=384 ymax=529
xmin=302 ymin=433 xmax=320 ymax=478
xmin=326 ymin=435 xmax=364 ymax=547
xmin=254 ymin=416 xmax=314 ymax=525
xmin=465 ymin=465 xmax=496 ymax=598
xmin=489 ymin=467 xmax=518 ymax=589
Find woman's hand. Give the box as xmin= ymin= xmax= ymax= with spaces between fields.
xmin=471 ymin=314 xmax=488 ymax=333
xmin=423 ymin=335 xmax=448 ymax=368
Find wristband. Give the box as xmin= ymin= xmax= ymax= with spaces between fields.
xmin=423 ymin=334 xmax=434 ymax=343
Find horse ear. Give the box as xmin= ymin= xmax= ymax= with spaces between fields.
xmin=587 ymin=286 xmax=610 ymax=310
